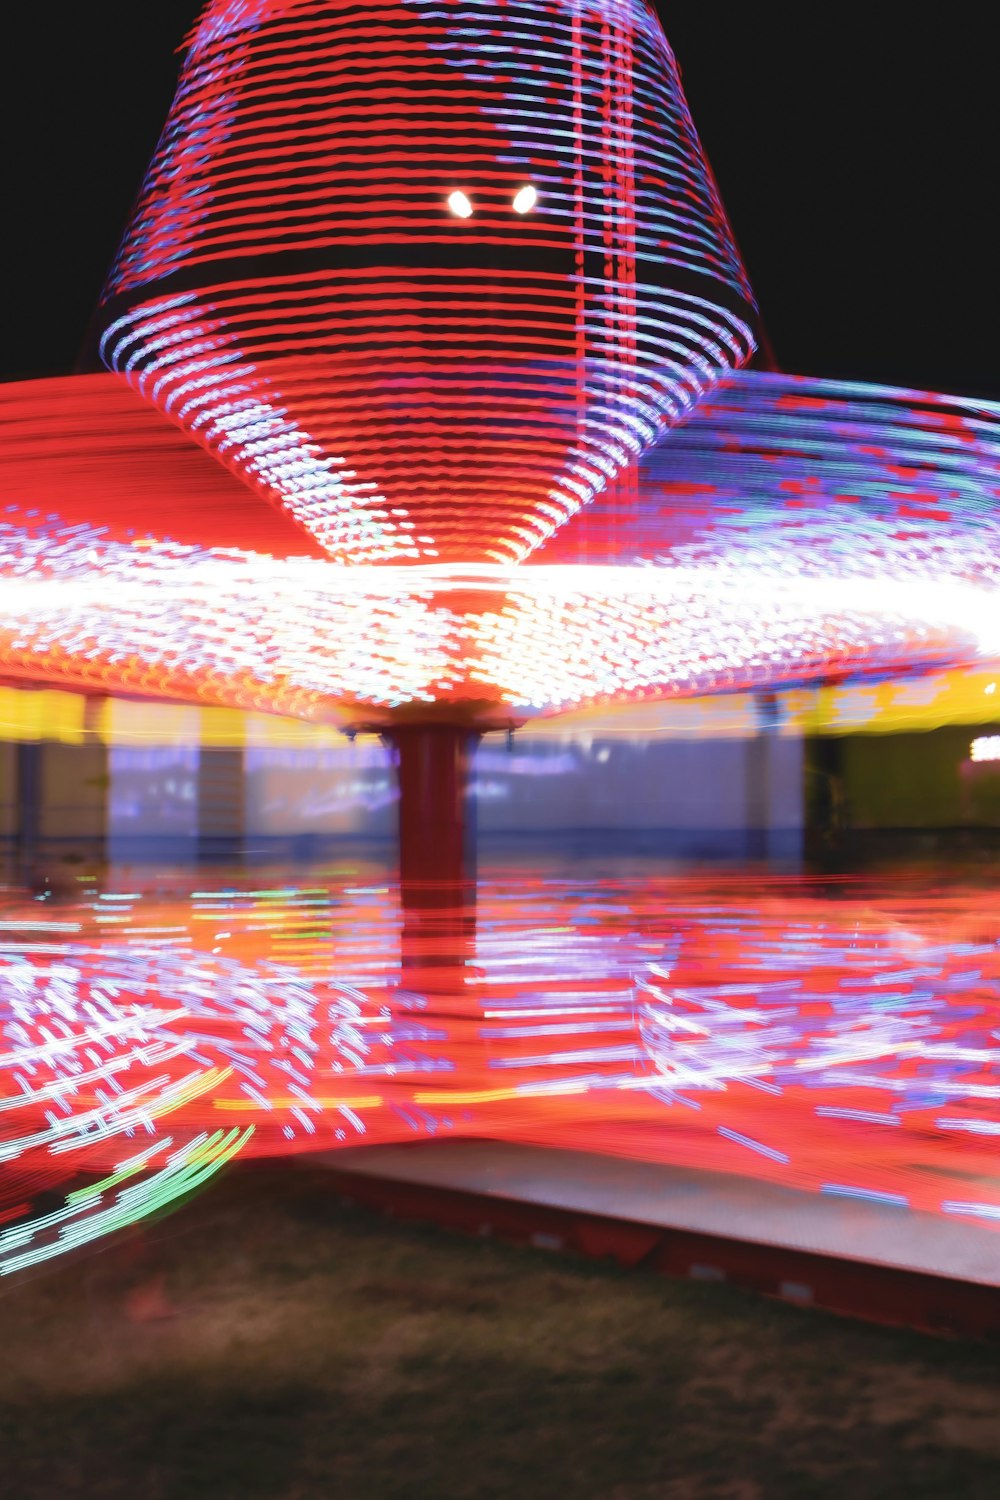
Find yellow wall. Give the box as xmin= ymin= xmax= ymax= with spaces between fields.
xmin=0 ymin=662 xmax=998 ymax=750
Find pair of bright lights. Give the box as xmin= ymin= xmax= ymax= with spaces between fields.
xmin=447 ymin=185 xmax=537 ymax=218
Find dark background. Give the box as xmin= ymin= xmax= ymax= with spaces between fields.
xmin=3 ymin=4 xmax=995 ymax=396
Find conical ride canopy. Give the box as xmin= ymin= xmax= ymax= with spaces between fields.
xmin=94 ymin=0 xmax=758 ymax=566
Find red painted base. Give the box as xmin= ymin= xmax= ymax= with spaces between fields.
xmin=383 ymin=723 xmax=480 ymax=975
xmin=322 ymin=1165 xmax=1000 ymax=1342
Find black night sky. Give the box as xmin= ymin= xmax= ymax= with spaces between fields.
xmin=3 ymin=4 xmax=995 ymax=398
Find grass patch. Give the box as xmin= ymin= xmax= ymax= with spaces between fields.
xmin=1 ymin=1161 xmax=999 ymax=1498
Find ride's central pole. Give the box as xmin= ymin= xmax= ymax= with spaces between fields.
xmin=382 ymin=724 xmax=481 ymax=974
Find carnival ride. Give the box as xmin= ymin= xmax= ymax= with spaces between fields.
xmin=1 ymin=0 xmax=998 ymax=1279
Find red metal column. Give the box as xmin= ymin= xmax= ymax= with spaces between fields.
xmin=383 ymin=724 xmax=480 ymax=975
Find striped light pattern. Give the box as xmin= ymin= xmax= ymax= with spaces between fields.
xmin=542 ymin=370 xmax=1000 ymax=576
xmin=0 ymin=527 xmax=993 ymax=722
xmin=2 ymin=371 xmax=999 ymax=721
xmin=0 ymin=374 xmax=325 ymax=557
xmin=95 ymin=0 xmax=758 ymax=565
xmin=2 ymin=877 xmax=999 ymax=1268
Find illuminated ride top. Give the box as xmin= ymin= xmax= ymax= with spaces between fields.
xmin=0 ymin=0 xmax=998 ymax=765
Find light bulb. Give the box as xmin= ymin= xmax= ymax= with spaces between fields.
xmin=512 ymin=184 xmax=537 ymax=214
xmin=447 ymin=190 xmax=473 ymax=219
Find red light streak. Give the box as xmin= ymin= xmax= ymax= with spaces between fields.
xmin=1 ymin=1 xmax=999 ymax=1280
xmin=2 ymin=876 xmax=999 ymax=1269
xmin=3 ymin=369 xmax=998 ymax=724
xmin=95 ymin=0 xmax=757 ymax=566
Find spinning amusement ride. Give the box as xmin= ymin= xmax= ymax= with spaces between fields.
xmin=1 ymin=1 xmax=999 ymax=1270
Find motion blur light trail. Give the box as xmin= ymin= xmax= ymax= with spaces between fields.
xmin=4 ymin=6 xmax=1000 ymax=717
xmin=96 ymin=0 xmax=757 ymax=566
xmin=2 ymin=875 xmax=999 ymax=1270
xmin=3 ymin=0 xmax=1000 ymax=1278
xmin=3 ymin=371 xmax=1000 ymax=721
